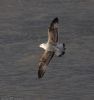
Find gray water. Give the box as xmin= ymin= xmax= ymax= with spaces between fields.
xmin=0 ymin=0 xmax=94 ymax=100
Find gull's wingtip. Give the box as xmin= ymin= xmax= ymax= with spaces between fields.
xmin=49 ymin=17 xmax=59 ymax=30
xmin=38 ymin=69 xmax=45 ymax=79
xmin=52 ymin=17 xmax=59 ymax=23
xmin=38 ymin=65 xmax=47 ymax=79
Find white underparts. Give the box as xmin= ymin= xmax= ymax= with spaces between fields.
xmin=40 ymin=43 xmax=54 ymax=51
xmin=40 ymin=42 xmax=64 ymax=56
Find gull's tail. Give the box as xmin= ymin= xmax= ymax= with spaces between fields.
xmin=55 ymin=43 xmax=66 ymax=57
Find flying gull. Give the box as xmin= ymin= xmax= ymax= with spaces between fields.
xmin=38 ymin=17 xmax=65 ymax=78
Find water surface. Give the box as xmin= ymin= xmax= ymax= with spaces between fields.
xmin=0 ymin=0 xmax=94 ymax=100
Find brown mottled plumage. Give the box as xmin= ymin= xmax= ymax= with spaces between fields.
xmin=38 ymin=17 xmax=59 ymax=78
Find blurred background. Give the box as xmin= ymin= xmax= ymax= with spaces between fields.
xmin=0 ymin=0 xmax=94 ymax=100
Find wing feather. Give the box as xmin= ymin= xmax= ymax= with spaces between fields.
xmin=38 ymin=51 xmax=54 ymax=78
xmin=38 ymin=17 xmax=59 ymax=79
xmin=48 ymin=17 xmax=59 ymax=44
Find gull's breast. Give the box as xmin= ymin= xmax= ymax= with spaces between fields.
xmin=46 ymin=43 xmax=55 ymax=51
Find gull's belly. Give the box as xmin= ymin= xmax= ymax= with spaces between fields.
xmin=46 ymin=43 xmax=55 ymax=51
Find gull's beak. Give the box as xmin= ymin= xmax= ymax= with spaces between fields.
xmin=39 ymin=44 xmax=42 ymax=48
xmin=39 ymin=44 xmax=41 ymax=47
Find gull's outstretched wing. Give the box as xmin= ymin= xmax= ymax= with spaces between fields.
xmin=38 ymin=51 xmax=54 ymax=78
xmin=48 ymin=17 xmax=59 ymax=44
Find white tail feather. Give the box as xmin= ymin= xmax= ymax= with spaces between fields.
xmin=55 ymin=43 xmax=64 ymax=56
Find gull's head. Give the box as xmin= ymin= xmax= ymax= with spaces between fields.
xmin=39 ymin=43 xmax=44 ymax=48
xmin=39 ymin=43 xmax=46 ymax=50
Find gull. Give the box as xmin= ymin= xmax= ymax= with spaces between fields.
xmin=38 ymin=17 xmax=65 ymax=78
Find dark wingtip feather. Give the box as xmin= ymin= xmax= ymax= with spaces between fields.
xmin=49 ymin=17 xmax=59 ymax=30
xmin=52 ymin=17 xmax=59 ymax=23
xmin=38 ymin=65 xmax=47 ymax=79
xmin=38 ymin=69 xmax=45 ymax=79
